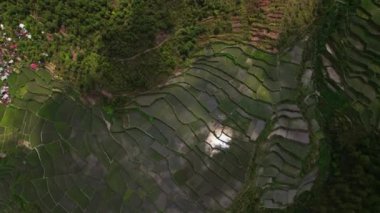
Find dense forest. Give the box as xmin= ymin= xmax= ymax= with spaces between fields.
xmin=0 ymin=0 xmax=239 ymax=92
xmin=291 ymin=114 xmax=380 ymax=212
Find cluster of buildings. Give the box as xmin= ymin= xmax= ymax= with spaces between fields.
xmin=0 ymin=23 xmax=33 ymax=105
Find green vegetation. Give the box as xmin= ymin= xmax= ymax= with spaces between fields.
xmin=289 ymin=0 xmax=380 ymax=212
xmin=0 ymin=0 xmax=379 ymax=212
xmin=292 ymin=114 xmax=380 ymax=212
xmin=0 ymin=148 xmax=41 ymax=212
xmin=279 ymin=0 xmax=318 ymax=48
xmin=0 ymin=0 xmax=240 ymax=92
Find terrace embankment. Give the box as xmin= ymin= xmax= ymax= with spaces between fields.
xmin=248 ymin=0 xmax=284 ymax=53
xmin=0 ymin=0 xmax=378 ymax=212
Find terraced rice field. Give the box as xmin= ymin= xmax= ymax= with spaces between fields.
xmin=322 ymin=0 xmax=380 ymax=130
xmin=0 ymin=0 xmax=379 ymax=212
xmin=0 ymin=37 xmax=323 ymax=211
xmin=248 ymin=0 xmax=284 ymax=53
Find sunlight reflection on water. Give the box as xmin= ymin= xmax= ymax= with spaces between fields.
xmin=205 ymin=126 xmax=233 ymax=157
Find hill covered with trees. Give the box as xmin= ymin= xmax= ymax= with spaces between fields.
xmin=1 ymin=0 xmax=240 ymax=92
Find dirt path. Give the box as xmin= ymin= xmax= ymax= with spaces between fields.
xmin=114 ymin=36 xmax=171 ymax=62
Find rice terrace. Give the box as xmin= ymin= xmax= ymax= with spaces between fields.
xmin=0 ymin=0 xmax=379 ymax=212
